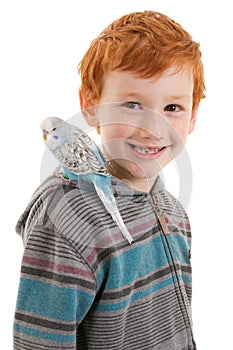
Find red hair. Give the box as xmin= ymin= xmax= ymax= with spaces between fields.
xmin=78 ymin=11 xmax=205 ymax=110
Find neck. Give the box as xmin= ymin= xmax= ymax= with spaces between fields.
xmin=106 ymin=161 xmax=157 ymax=193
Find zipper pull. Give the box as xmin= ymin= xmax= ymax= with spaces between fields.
xmin=152 ymin=196 xmax=169 ymax=234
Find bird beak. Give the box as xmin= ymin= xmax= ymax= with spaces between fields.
xmin=42 ymin=129 xmax=48 ymax=141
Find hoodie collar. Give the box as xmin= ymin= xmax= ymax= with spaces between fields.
xmin=110 ymin=174 xmax=164 ymax=197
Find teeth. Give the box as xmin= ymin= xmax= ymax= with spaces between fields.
xmin=132 ymin=144 xmax=162 ymax=154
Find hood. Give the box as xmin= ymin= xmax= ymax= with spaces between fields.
xmin=15 ymin=173 xmax=64 ymax=241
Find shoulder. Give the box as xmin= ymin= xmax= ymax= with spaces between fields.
xmin=16 ymin=173 xmax=91 ymax=241
xmin=37 ymin=174 xmax=118 ymax=249
xmin=34 ymin=174 xmax=98 ymax=230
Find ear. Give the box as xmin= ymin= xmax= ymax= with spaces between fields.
xmin=188 ymin=109 xmax=198 ymax=134
xmin=79 ymin=88 xmax=99 ymax=127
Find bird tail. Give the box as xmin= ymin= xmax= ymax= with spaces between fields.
xmin=94 ymin=183 xmax=133 ymax=244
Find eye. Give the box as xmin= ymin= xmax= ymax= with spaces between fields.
xmin=121 ymin=101 xmax=143 ymax=110
xmin=164 ymin=104 xmax=181 ymax=112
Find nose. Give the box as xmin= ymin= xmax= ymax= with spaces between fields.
xmin=137 ymin=127 xmax=155 ymax=139
xmin=137 ymin=111 xmax=166 ymax=140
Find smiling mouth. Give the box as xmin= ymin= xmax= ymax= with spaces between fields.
xmin=129 ymin=143 xmax=166 ymax=155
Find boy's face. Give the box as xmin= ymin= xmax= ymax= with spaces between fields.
xmin=83 ymin=67 xmax=197 ymax=192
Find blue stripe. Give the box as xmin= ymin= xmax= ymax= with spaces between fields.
xmin=167 ymin=235 xmax=191 ymax=264
xmin=14 ymin=323 xmax=75 ymax=343
xmin=95 ymin=277 xmax=177 ymax=311
xmin=16 ymin=278 xmax=94 ymax=321
xmin=97 ymin=236 xmax=168 ymax=288
xmin=97 ymin=235 xmax=190 ymax=289
xmin=182 ymin=275 xmax=192 ymax=283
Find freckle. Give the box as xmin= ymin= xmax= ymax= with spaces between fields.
xmin=115 ymin=126 xmax=123 ymax=132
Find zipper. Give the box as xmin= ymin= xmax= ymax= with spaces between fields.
xmin=151 ymin=196 xmax=169 ymax=234
xmin=151 ymin=194 xmax=197 ymax=348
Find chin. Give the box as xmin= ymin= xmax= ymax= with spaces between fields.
xmin=128 ymin=163 xmax=161 ymax=180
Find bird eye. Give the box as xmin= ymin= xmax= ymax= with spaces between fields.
xmin=52 ymin=127 xmax=57 ymax=132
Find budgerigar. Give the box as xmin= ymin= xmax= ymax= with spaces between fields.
xmin=40 ymin=116 xmax=133 ymax=244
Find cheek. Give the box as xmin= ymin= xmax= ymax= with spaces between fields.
xmin=169 ymin=120 xmax=190 ymax=143
xmin=101 ymin=124 xmax=131 ymax=140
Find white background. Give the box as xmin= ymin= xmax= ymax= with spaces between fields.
xmin=1 ymin=0 xmax=232 ymax=348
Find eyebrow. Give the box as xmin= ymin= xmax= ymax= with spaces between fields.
xmin=168 ymin=94 xmax=191 ymax=100
xmin=116 ymin=92 xmax=191 ymax=102
xmin=116 ymin=92 xmax=143 ymax=99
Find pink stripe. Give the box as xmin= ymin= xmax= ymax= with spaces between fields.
xmin=86 ymin=219 xmax=158 ymax=263
xmin=86 ymin=248 xmax=98 ymax=265
xmin=23 ymin=256 xmax=93 ymax=279
xmin=166 ymin=218 xmax=191 ymax=230
xmin=129 ymin=218 xmax=158 ymax=234
xmin=178 ymin=222 xmax=191 ymax=230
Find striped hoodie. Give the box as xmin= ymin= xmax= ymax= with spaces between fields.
xmin=14 ymin=170 xmax=196 ymax=349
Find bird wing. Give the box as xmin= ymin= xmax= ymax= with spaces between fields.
xmin=54 ymin=129 xmax=108 ymax=176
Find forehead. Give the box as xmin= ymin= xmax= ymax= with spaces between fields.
xmin=100 ymin=67 xmax=194 ymax=101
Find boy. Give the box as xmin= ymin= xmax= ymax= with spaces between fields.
xmin=13 ymin=10 xmax=205 ymax=349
